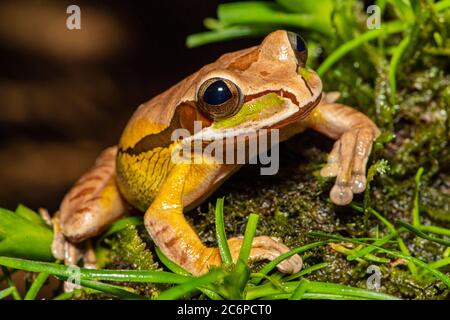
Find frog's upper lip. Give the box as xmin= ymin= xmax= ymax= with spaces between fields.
xmin=268 ymin=92 xmax=322 ymax=129
xmin=185 ymin=91 xmax=321 ymax=143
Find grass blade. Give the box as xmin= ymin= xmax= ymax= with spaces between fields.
xmin=215 ymin=198 xmax=232 ymax=267
xmin=309 ymin=232 xmax=450 ymax=288
xmin=157 ymin=269 xmax=225 ymax=300
xmin=0 ymin=287 xmax=15 ymax=300
xmin=155 ymin=247 xmax=191 ymax=277
xmin=284 ymin=262 xmax=329 ymax=281
xmin=397 ymin=221 xmax=450 ymax=247
xmin=412 ymin=167 xmax=424 ymax=226
xmin=237 ymin=213 xmax=259 ymax=264
xmin=1 ymin=267 xmax=21 ymax=300
xmin=24 ymin=272 xmax=49 ymax=300
xmin=246 ymin=280 xmax=399 ymax=300
xmin=218 ymin=2 xmax=330 ymax=34
xmin=317 ymin=21 xmax=406 ymax=76
xmin=0 ymin=256 xmax=190 ymax=284
xmin=389 ymin=35 xmax=410 ymax=105
xmin=69 ymin=278 xmax=145 ymax=300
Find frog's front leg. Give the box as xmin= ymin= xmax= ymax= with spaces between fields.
xmin=144 ymin=161 xmax=302 ymax=276
xmin=306 ymin=97 xmax=381 ymax=205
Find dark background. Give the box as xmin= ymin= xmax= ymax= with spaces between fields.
xmin=0 ymin=0 xmax=263 ymax=211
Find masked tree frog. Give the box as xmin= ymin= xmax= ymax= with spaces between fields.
xmin=52 ymin=30 xmax=380 ymax=276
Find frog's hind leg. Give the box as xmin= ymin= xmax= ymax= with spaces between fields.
xmin=144 ymin=161 xmax=302 ymax=276
xmin=53 ymin=146 xmax=127 ymax=270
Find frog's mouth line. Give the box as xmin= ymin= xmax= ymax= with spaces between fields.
xmin=269 ymin=91 xmax=322 ymax=129
xmin=186 ymin=90 xmax=322 ymax=143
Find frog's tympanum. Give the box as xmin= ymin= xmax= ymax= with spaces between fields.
xmin=53 ymin=30 xmax=380 ymax=276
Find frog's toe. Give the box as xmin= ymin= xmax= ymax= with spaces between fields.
xmin=326 ymin=126 xmax=379 ymax=205
xmin=227 ymin=236 xmax=302 ymax=274
xmin=351 ymin=174 xmax=366 ymax=194
xmin=277 ymin=253 xmax=302 ymax=274
xmin=330 ymin=184 xmax=353 ymax=206
xmin=251 ymin=236 xmax=302 ymax=274
xmin=320 ymin=140 xmax=340 ymax=178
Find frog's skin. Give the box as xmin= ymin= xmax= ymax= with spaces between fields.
xmin=53 ymin=30 xmax=380 ymax=276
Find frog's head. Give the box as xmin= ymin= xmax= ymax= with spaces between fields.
xmin=191 ymin=29 xmax=322 ymax=140
xmin=118 ymin=30 xmax=322 ymax=152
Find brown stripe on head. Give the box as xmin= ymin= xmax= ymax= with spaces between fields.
xmin=227 ymin=48 xmax=260 ymax=72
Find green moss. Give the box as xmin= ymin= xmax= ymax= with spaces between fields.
xmin=103 ymin=225 xmax=164 ymax=298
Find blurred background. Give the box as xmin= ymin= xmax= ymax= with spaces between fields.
xmin=0 ymin=0 xmax=256 ymax=211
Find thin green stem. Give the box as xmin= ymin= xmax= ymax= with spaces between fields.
xmin=155 ymin=247 xmax=191 ymax=277
xmin=70 ymin=278 xmax=145 ymax=300
xmin=0 ymin=287 xmax=16 ymax=300
xmin=0 ymin=256 xmax=191 ymax=284
xmin=237 ymin=214 xmax=259 ymax=264
xmin=52 ymin=288 xmax=99 ymax=300
xmin=347 ymin=232 xmax=397 ymax=261
xmin=349 ymin=204 xmax=418 ymax=275
xmin=246 ymin=280 xmax=399 ymax=300
xmin=397 ymin=221 xmax=450 ymax=247
xmin=1 ymin=267 xmax=21 ymax=300
xmin=412 ymin=167 xmax=424 ymax=227
xmin=157 ymin=269 xmax=225 ymax=300
xmin=331 ymin=243 xmax=390 ymax=263
xmin=215 ymin=198 xmax=232 ymax=267
xmin=418 ymin=225 xmax=450 ymax=238
xmin=24 ymin=272 xmax=49 ymax=300
xmin=317 ymin=21 xmax=406 ymax=76
xmin=284 ymin=262 xmax=329 ymax=281
xmin=389 ymin=35 xmax=410 ymax=106
xmin=217 ymin=2 xmax=331 ymax=35
xmin=310 ymin=232 xmax=450 ymax=288
xmin=290 ymin=279 xmax=309 ymax=300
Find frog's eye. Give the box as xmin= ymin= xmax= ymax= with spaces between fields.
xmin=287 ymin=32 xmax=308 ymax=66
xmin=197 ymin=77 xmax=243 ymax=120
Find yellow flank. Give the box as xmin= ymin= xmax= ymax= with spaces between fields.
xmin=116 ymin=143 xmax=177 ymax=211
xmin=119 ymin=117 xmax=167 ymax=150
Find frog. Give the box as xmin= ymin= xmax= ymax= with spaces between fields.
xmin=52 ymin=30 xmax=380 ymax=277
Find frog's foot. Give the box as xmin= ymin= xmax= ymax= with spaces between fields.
xmin=51 ymin=146 xmax=127 ymax=291
xmin=226 ymin=236 xmax=302 ymax=273
xmin=51 ymin=211 xmax=97 ymax=291
xmin=320 ymin=127 xmax=379 ymax=205
xmin=197 ymin=236 xmax=301 ymax=275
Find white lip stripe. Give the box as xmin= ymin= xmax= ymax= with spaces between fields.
xmin=185 ymin=98 xmax=298 ymax=142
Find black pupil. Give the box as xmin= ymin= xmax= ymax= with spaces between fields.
xmin=296 ymin=35 xmax=306 ymax=52
xmin=203 ymin=80 xmax=232 ymax=105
